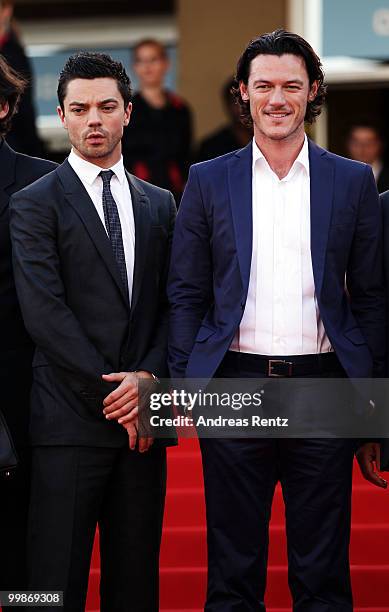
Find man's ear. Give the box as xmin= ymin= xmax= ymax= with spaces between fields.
xmin=308 ymin=80 xmax=319 ymax=102
xmin=0 ymin=100 xmax=9 ymax=120
xmin=124 ymin=102 xmax=132 ymax=127
xmin=240 ymin=82 xmax=249 ymax=102
xmin=57 ymin=105 xmax=67 ymax=129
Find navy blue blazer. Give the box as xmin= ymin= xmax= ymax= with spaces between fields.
xmin=168 ymin=139 xmax=385 ymax=381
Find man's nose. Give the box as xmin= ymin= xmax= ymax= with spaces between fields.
xmin=87 ymin=108 xmax=102 ymax=125
xmin=268 ymin=86 xmax=286 ymax=106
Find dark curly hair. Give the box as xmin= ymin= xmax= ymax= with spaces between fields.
xmin=57 ymin=51 xmax=132 ymax=111
xmin=0 ymin=54 xmax=27 ymax=137
xmin=232 ymin=29 xmax=326 ymax=127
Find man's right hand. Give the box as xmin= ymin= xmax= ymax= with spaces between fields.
xmin=356 ymin=442 xmax=388 ymax=488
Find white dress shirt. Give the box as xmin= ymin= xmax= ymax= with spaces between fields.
xmin=68 ymin=149 xmax=135 ymax=303
xmin=230 ymin=136 xmax=331 ymax=355
xmin=372 ymin=159 xmax=383 ymax=183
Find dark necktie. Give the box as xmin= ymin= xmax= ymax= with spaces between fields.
xmin=100 ymin=170 xmax=129 ymax=300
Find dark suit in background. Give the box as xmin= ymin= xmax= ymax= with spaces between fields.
xmin=0 ymin=139 xmax=56 ymax=599
xmin=10 ymin=160 xmax=176 ymax=611
xmin=379 ymin=189 xmax=389 ymax=469
xmin=377 ymin=166 xmax=389 ymax=194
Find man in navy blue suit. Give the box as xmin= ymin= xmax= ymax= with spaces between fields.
xmin=168 ymin=30 xmax=386 ymax=611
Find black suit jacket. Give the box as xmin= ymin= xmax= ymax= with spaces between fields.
xmin=0 ymin=140 xmax=56 ymax=448
xmin=10 ymin=159 xmax=176 ymax=447
xmin=379 ymin=189 xmax=389 ymax=469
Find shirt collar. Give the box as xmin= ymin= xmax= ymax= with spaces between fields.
xmin=252 ymin=134 xmax=310 ymax=179
xmin=372 ymin=159 xmax=382 ymax=181
xmin=68 ymin=149 xmax=126 ymax=186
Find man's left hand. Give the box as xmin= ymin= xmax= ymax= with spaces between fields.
xmin=102 ymin=370 xmax=153 ymax=423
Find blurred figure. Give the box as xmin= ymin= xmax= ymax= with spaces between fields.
xmin=196 ymin=77 xmax=252 ymax=162
xmin=346 ymin=123 xmax=389 ymax=193
xmin=122 ymin=38 xmax=192 ymax=203
xmin=0 ymin=55 xmax=56 ymax=607
xmin=0 ymin=0 xmax=43 ymax=155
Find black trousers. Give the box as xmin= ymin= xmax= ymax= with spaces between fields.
xmin=28 ymin=445 xmax=166 ymax=612
xmin=199 ymin=353 xmax=355 ymax=612
xmin=0 ymin=351 xmax=33 ymax=612
xmin=0 ymin=447 xmax=31 ymax=608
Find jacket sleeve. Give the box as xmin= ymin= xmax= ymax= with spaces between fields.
xmin=347 ymin=164 xmax=386 ymax=377
xmin=167 ymin=164 xmax=213 ymax=378
xmin=9 ymin=190 xmax=117 ymax=418
xmin=135 ymin=191 xmax=177 ymax=378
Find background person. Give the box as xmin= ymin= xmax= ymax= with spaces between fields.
xmin=196 ymin=77 xmax=252 ymax=162
xmin=0 ymin=0 xmax=43 ymax=156
xmin=378 ymin=188 xmax=389 ymax=471
xmin=0 ymin=54 xmax=56 ymax=607
xmin=346 ymin=122 xmax=389 ymax=193
xmin=122 ymin=38 xmax=192 ymax=204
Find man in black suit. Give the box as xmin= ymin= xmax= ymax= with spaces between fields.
xmin=379 ymin=189 xmax=389 ymax=470
xmin=0 ymin=55 xmax=56 ymax=603
xmin=10 ymin=52 xmax=175 ymax=612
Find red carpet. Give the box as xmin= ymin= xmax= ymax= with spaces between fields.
xmin=87 ymin=438 xmax=389 ymax=611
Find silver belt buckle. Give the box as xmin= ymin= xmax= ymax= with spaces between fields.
xmin=268 ymin=359 xmax=293 ymax=377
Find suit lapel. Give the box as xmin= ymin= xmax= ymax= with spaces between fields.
xmin=57 ymin=160 xmax=129 ymax=305
xmin=0 ymin=140 xmax=16 ymax=216
xmin=127 ymin=171 xmax=151 ymax=314
xmin=308 ymin=139 xmax=335 ymax=297
xmin=227 ymin=143 xmax=253 ymax=295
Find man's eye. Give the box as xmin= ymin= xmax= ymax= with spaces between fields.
xmin=256 ymin=85 xmax=270 ymax=90
xmin=103 ymin=106 xmax=115 ymax=111
xmin=72 ymin=108 xmax=84 ymax=113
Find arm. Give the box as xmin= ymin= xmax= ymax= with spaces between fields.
xmin=167 ymin=164 xmax=213 ymax=378
xmin=10 ymin=191 xmax=116 ymax=417
xmin=349 ymin=168 xmax=387 ymax=484
xmin=136 ymin=192 xmax=177 ymax=377
xmin=347 ymin=164 xmax=386 ymax=377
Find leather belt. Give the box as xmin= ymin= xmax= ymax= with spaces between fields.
xmin=225 ymin=351 xmax=345 ymax=377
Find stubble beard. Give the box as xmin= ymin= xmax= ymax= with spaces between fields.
xmin=77 ymin=135 xmax=118 ymax=160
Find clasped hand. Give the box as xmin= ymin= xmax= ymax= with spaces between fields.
xmin=102 ymin=371 xmax=154 ymax=452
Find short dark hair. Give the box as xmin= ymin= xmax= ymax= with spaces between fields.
xmin=348 ymin=122 xmax=383 ymax=141
xmin=232 ymin=29 xmax=326 ymax=126
xmin=133 ymin=39 xmax=167 ymax=61
xmin=0 ymin=54 xmax=27 ymax=137
xmin=57 ymin=51 xmax=132 ymax=111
